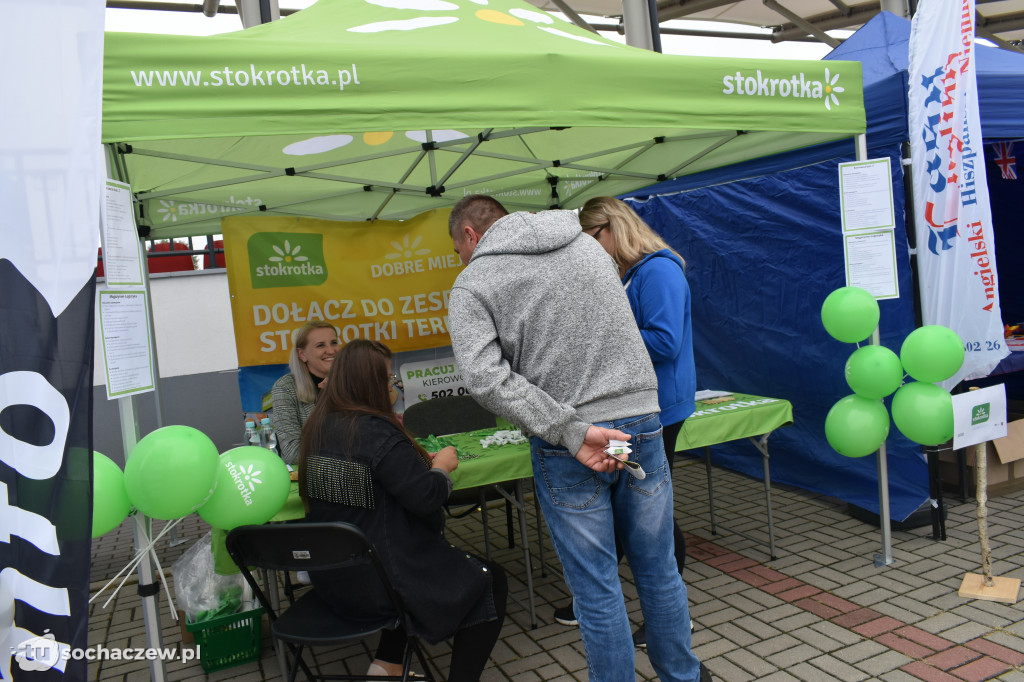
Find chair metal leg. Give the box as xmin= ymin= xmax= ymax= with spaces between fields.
xmin=514 ymin=480 xmax=537 ymax=628
xmin=533 ymin=489 xmax=546 ymax=577
xmin=506 ymin=498 xmax=515 ymax=549
xmin=478 ymin=489 xmax=491 ymax=560
xmin=286 ymin=643 xmax=304 ymax=682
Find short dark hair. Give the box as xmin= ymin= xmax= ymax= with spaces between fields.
xmin=449 ymin=195 xmax=508 ymax=237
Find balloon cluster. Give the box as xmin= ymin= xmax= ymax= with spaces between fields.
xmin=821 ymin=287 xmax=965 ymax=458
xmin=92 ymin=426 xmax=291 ymax=538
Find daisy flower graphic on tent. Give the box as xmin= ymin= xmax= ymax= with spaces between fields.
xmin=348 ymin=0 xmax=610 ymax=45
xmin=386 ymin=234 xmax=432 ymax=260
xmin=240 ymin=464 xmax=263 ymax=492
xmin=156 ymin=200 xmax=179 ymax=222
xmin=268 ymin=241 xmax=308 ymax=264
xmin=824 ymin=68 xmax=844 ymax=111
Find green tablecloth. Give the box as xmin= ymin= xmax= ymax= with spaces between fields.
xmin=676 ymin=394 xmax=794 ymax=452
xmin=420 ymin=428 xmax=533 ymax=490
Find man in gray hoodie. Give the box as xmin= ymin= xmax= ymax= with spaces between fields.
xmin=447 ymin=195 xmax=706 ymax=682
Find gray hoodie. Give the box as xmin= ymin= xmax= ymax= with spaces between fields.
xmin=448 ymin=210 xmax=660 ymax=455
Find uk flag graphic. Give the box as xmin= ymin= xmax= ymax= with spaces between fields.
xmin=992 ymin=142 xmax=1017 ymax=180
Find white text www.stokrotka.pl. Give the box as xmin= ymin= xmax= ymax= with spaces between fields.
xmin=128 ymin=63 xmax=361 ymax=91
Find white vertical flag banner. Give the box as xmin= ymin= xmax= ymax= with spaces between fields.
xmin=909 ymin=0 xmax=1009 ymax=385
xmin=1 ymin=1 xmax=104 ymax=680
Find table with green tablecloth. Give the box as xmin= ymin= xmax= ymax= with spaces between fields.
xmin=675 ymin=393 xmax=793 ymax=559
xmin=211 ymin=428 xmax=540 ymax=623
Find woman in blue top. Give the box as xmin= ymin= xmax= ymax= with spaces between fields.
xmin=579 ymin=196 xmax=696 ymax=647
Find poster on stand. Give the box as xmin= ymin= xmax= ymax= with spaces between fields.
xmin=839 ymin=158 xmax=895 ymax=232
xmin=97 ymin=290 xmax=156 ymax=399
xmin=101 ymin=180 xmax=146 ymax=287
xmin=843 ymin=230 xmax=899 ymax=299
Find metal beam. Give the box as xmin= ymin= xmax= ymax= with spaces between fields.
xmin=977 ymin=10 xmax=1024 ymax=35
xmin=977 ymin=26 xmax=1024 ymax=51
xmin=544 ymin=0 xmax=599 ymax=33
xmin=656 ymin=0 xmax=750 ymax=23
xmin=771 ymin=3 xmax=880 ymax=42
xmin=763 ymin=0 xmax=842 ymax=46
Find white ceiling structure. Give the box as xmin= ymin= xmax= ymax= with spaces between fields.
xmin=107 ymin=0 xmax=1022 ymax=53
xmin=528 ymin=0 xmax=1024 ymax=46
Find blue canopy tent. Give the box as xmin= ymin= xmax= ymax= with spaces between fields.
xmin=620 ymin=12 xmax=1024 ymax=521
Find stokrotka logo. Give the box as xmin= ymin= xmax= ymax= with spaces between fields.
xmin=248 ymin=232 xmax=327 ymax=289
xmin=722 ymin=67 xmax=844 ymax=110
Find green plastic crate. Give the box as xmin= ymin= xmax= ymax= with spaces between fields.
xmin=185 ymin=606 xmax=264 ymax=672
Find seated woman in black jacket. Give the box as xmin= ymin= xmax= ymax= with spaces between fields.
xmin=299 ymin=339 xmax=507 ymax=682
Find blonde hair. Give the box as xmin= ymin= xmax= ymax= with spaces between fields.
xmin=289 ymin=321 xmax=338 ymax=403
xmin=578 ymin=196 xmax=683 ymax=274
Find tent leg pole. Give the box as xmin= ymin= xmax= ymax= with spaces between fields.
xmin=119 ymin=396 xmax=168 ymax=682
xmin=871 ymin=327 xmax=895 ymax=567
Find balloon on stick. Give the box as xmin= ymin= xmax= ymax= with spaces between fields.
xmin=197 ymin=446 xmax=291 ymax=530
xmin=891 ymin=381 xmax=955 ymax=446
xmin=92 ymin=452 xmax=132 ymax=538
xmin=824 ymin=394 xmax=891 ymax=458
xmin=900 ymin=325 xmax=965 ymax=383
xmin=123 ymin=425 xmax=219 ymax=520
xmin=845 ymin=345 xmax=904 ymax=399
xmin=821 ymin=287 xmax=880 ymax=343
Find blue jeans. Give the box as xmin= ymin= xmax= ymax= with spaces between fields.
xmin=531 ymin=413 xmax=701 ymax=682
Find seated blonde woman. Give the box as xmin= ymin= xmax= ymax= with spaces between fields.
xmin=270 ymin=321 xmax=338 ymax=464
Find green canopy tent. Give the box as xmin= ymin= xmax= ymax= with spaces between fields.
xmin=102 ymin=0 xmax=866 ymax=239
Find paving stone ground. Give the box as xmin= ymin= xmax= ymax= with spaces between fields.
xmin=87 ymin=454 xmax=1024 ymax=681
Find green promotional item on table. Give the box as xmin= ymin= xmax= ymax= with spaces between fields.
xmin=891 ymin=381 xmax=955 ymax=446
xmin=844 ymin=345 xmax=904 ymax=399
xmin=123 ymin=425 xmax=219 ymax=520
xmin=824 ymin=394 xmax=890 ymax=458
xmin=198 ymin=445 xmax=291 ymax=530
xmin=91 ymin=451 xmax=132 ymax=538
xmin=900 ymin=325 xmax=965 ymax=383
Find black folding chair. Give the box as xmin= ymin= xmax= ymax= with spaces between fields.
xmin=225 ymin=522 xmax=436 ymax=682
xmin=402 ymin=395 xmax=516 ymax=554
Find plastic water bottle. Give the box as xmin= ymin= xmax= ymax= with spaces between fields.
xmin=261 ymin=417 xmax=277 ymax=453
xmin=245 ymin=420 xmax=260 ymax=448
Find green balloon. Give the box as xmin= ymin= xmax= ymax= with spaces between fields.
xmin=845 ymin=345 xmax=904 ymax=399
xmin=891 ymin=382 xmax=954 ymax=446
xmin=824 ymin=394 xmax=890 ymax=458
xmin=92 ymin=452 xmax=132 ymax=538
xmin=900 ymin=326 xmax=965 ymax=383
xmin=198 ymin=447 xmax=291 ymax=530
xmin=124 ymin=426 xmax=219 ymax=520
xmin=821 ymin=287 xmax=880 ymax=343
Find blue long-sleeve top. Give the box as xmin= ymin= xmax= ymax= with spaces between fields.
xmin=622 ymin=250 xmax=696 ymax=426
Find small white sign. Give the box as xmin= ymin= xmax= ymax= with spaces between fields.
xmin=952 ymin=384 xmax=1007 ymax=449
xmin=839 ymin=158 xmax=896 ymax=233
xmin=101 ymin=179 xmax=146 ymax=287
xmin=843 ymin=229 xmax=899 ymax=299
xmin=398 ymin=357 xmax=470 ymax=408
xmin=98 ymin=289 xmax=156 ymax=399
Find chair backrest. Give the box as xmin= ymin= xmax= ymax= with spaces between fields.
xmin=225 ymin=522 xmax=407 ymax=621
xmin=402 ymin=394 xmax=496 ymax=438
